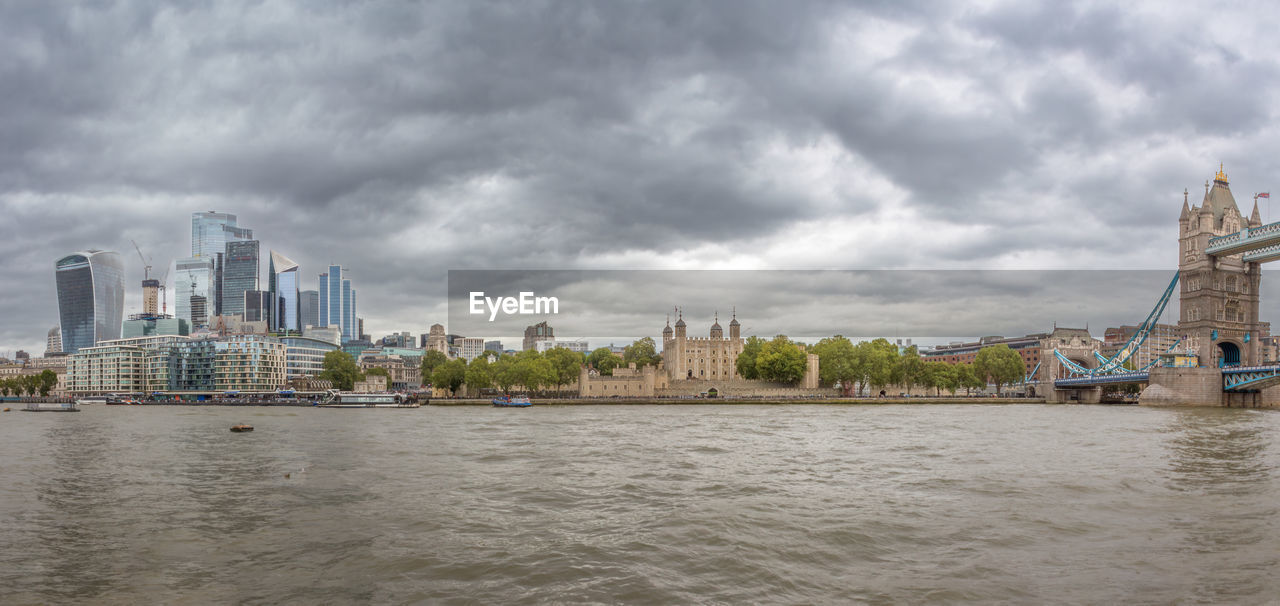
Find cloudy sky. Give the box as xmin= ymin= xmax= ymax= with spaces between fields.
xmin=3 ymin=0 xmax=1280 ymax=355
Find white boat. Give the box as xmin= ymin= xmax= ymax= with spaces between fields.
xmin=24 ymin=401 xmax=80 ymax=412
xmin=316 ymin=390 xmax=420 ymax=408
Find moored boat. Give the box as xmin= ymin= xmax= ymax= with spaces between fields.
xmin=23 ymin=401 xmax=80 ymax=412
xmin=492 ymin=395 xmax=533 ymax=407
xmin=317 ymin=390 xmax=420 ymax=408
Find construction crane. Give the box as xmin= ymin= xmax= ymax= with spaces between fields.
xmin=129 ymin=239 xmax=152 ymax=280
xmin=158 ymin=264 xmax=170 ymax=315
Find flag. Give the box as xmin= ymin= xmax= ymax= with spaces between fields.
xmin=1259 ymin=192 xmax=1271 ymax=198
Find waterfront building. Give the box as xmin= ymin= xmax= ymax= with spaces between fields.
xmin=243 ymin=290 xmax=275 ymax=324
xmin=214 ymin=335 xmax=286 ymax=392
xmin=534 ymin=339 xmax=590 ymax=354
xmin=65 ymin=336 xmax=187 ymax=395
xmin=122 ymin=315 xmax=190 ymax=338
xmin=299 ymin=290 xmax=320 ymax=329
xmin=221 ymin=240 xmax=259 ymax=319
xmin=523 ymin=321 xmax=554 ymax=351
xmin=922 ymin=332 xmax=1046 ymax=378
xmin=55 ymin=250 xmax=126 ymax=354
xmin=175 ymin=256 xmax=214 ymax=327
xmin=268 ymin=251 xmax=300 ymax=332
xmin=458 ymin=337 xmax=486 ymax=361
xmin=46 ymin=326 xmax=62 ymax=355
xmin=661 ymin=310 xmax=743 ymax=381
xmin=281 ymin=336 xmax=339 ymax=378
xmin=358 ymin=353 xmax=421 ymax=390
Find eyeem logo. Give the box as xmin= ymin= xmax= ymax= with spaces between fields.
xmin=469 ymin=291 xmax=560 ymax=321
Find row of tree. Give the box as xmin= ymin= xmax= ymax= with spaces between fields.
xmin=810 ymin=337 xmax=1027 ymax=395
xmin=0 ymin=370 xmax=60 ymax=397
xmin=423 ymin=348 xmax=585 ymax=395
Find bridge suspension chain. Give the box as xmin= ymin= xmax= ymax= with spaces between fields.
xmin=1054 ymin=271 xmax=1180 ymax=377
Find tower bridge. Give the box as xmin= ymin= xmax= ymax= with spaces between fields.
xmin=1048 ymin=165 xmax=1280 ymax=406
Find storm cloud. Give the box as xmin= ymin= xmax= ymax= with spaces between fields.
xmin=3 ymin=1 xmax=1279 ymax=353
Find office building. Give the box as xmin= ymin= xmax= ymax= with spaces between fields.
xmin=523 ymin=321 xmax=554 ymax=351
xmin=191 ymin=211 xmax=252 ymax=259
xmin=485 ymin=340 xmax=504 ymax=353
xmin=221 ymin=240 xmax=259 ymax=319
xmin=189 ymin=211 xmax=252 ymax=320
xmin=244 ymin=290 xmax=275 ymax=324
xmin=318 ymin=265 xmax=357 ymax=342
xmin=46 ymin=326 xmax=62 ymax=355
xmin=458 ymin=337 xmax=487 ymax=361
xmin=535 ymin=339 xmax=590 ymax=354
xmin=122 ymin=316 xmax=191 ymax=338
xmin=281 ymin=336 xmax=339 ymax=378
xmin=268 ymin=251 xmax=300 ymax=332
xmin=55 ymin=250 xmax=126 ymax=354
xmin=299 ymin=290 xmax=320 ymax=329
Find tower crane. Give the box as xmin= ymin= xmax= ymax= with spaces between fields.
xmin=129 ymin=239 xmax=152 ymax=280
xmin=158 ymin=264 xmax=170 ymax=315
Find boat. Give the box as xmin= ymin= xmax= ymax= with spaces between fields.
xmin=23 ymin=401 xmax=80 ymax=412
xmin=492 ymin=395 xmax=533 ymax=407
xmin=316 ymin=390 xmax=421 ymax=408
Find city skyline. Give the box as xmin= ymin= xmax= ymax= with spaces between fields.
xmin=7 ymin=3 xmax=1280 ymax=354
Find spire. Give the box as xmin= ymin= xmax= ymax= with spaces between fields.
xmin=1215 ymin=162 xmax=1229 ymax=184
xmin=729 ymin=306 xmax=740 ymax=326
xmin=1251 ymin=197 xmax=1262 ymax=226
xmin=1181 ymin=188 xmax=1191 ymax=221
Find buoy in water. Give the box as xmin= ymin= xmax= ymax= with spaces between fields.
xmin=2 ymin=408 xmax=9 ymax=412
xmin=230 ymin=424 xmax=254 ymax=432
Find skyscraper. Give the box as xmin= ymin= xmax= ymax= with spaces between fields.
xmin=55 ymin=250 xmax=125 ymax=354
xmin=268 ymin=251 xmax=300 ymax=332
xmin=299 ymin=290 xmax=320 ymax=329
xmin=318 ymin=265 xmax=357 ymax=342
xmin=222 ymin=240 xmax=260 ymax=319
xmin=175 ymin=256 xmax=214 ymax=327
xmin=187 ymin=211 xmax=252 ymax=322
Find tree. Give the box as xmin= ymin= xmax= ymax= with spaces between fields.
xmin=19 ymin=375 xmax=36 ymax=396
xmin=587 ymin=347 xmax=620 ymax=376
xmin=735 ymin=336 xmax=766 ymax=380
xmin=893 ymin=346 xmax=925 ymax=392
xmin=543 ymin=347 xmax=584 ymax=393
xmin=432 ymin=359 xmax=467 ymax=395
xmin=492 ymin=355 xmax=518 ymax=393
xmin=320 ymin=350 xmax=364 ymax=391
xmin=858 ymin=338 xmax=900 ymax=395
xmin=973 ymin=344 xmax=1025 ymax=396
xmin=922 ymin=361 xmax=955 ymax=396
xmin=37 ymin=369 xmax=58 ymax=396
xmin=812 ymin=336 xmax=859 ymax=394
xmin=419 ymin=350 xmax=450 ymax=385
xmin=755 ymin=335 xmax=808 ymax=384
xmin=623 ymin=337 xmax=662 ymax=368
xmin=364 ymin=367 xmax=392 ymax=390
xmin=466 ymin=356 xmax=494 ymax=391
xmin=0 ymin=378 xmax=10 ymax=397
xmin=511 ymin=352 xmax=554 ymax=393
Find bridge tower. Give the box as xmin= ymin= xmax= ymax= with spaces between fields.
xmin=1178 ymin=165 xmax=1265 ymax=367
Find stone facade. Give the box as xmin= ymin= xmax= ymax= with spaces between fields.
xmin=661 ymin=310 xmax=743 ymax=382
xmin=1178 ymin=167 xmax=1265 ymax=367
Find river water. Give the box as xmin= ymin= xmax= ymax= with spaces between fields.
xmin=2 ymin=404 xmax=1278 ymax=604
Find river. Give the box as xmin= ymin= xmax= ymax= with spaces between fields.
xmin=2 ymin=404 xmax=1277 ymax=604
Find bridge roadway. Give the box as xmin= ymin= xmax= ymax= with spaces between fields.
xmin=1205 ymin=220 xmax=1280 ymax=259
xmin=1053 ymin=363 xmax=1280 ymax=392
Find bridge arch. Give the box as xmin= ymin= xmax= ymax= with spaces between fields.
xmin=1218 ymin=341 xmax=1241 ymax=367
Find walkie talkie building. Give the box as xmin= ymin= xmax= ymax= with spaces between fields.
xmin=55 ymin=250 xmax=125 ymax=354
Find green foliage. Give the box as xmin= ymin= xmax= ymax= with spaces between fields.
xmin=492 ymin=355 xmax=517 ymax=392
xmin=38 ymin=369 xmax=58 ymax=396
xmin=432 ymin=359 xmax=467 ymax=395
xmin=587 ymin=347 xmax=620 ymax=376
xmin=859 ymin=338 xmax=900 ymax=393
xmin=812 ymin=336 xmax=858 ymax=392
xmin=893 ymin=346 xmax=925 ymax=389
xmin=623 ymin=337 xmax=662 ymax=368
xmin=0 ymin=378 xmax=10 ymax=397
xmin=364 ymin=366 xmax=392 ymax=390
xmin=735 ymin=336 xmax=766 ymax=380
xmin=543 ymin=347 xmax=585 ymax=391
xmin=419 ymin=350 xmax=450 ymax=385
xmin=320 ymin=350 xmax=364 ymax=391
xmin=465 ymin=356 xmax=494 ymax=391
xmin=973 ymin=344 xmax=1025 ymax=395
xmin=755 ymin=335 xmax=808 ymax=384
xmin=513 ymin=352 xmax=555 ymax=392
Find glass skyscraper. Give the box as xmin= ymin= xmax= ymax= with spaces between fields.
xmin=268 ymin=251 xmax=300 ymax=332
xmin=318 ymin=265 xmax=356 ymax=342
xmin=299 ymin=290 xmax=320 ymax=330
xmin=187 ymin=211 xmax=252 ymax=321
xmin=191 ymin=211 xmax=252 ymax=259
xmin=221 ymin=240 xmax=259 ymax=318
xmin=55 ymin=250 xmax=125 ymax=354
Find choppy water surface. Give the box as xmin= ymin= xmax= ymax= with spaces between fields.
xmin=2 ymin=404 xmax=1279 ymax=604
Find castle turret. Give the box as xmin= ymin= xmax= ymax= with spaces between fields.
xmin=710 ymin=311 xmax=723 ymax=339
xmin=662 ymin=315 xmax=673 ymax=344
xmin=729 ymin=308 xmax=740 ymax=340
xmin=674 ymin=309 xmax=686 ymax=339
